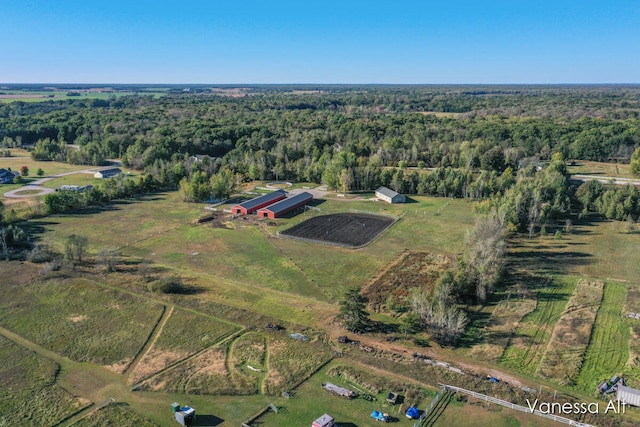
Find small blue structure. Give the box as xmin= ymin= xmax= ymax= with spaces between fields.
xmin=488 ymin=376 xmax=500 ymax=383
xmin=370 ymin=410 xmax=389 ymax=422
xmin=406 ymin=406 xmax=420 ymax=419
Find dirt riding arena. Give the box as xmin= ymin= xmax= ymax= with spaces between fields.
xmin=280 ymin=213 xmax=396 ymax=247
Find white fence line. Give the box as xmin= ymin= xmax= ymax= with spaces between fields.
xmin=438 ymin=384 xmax=595 ymax=427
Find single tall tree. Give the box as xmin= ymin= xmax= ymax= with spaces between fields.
xmin=337 ymin=287 xmax=370 ymax=333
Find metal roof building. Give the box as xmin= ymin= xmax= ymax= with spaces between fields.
xmin=617 ymin=385 xmax=640 ymax=407
xmin=375 ymin=186 xmax=405 ymax=203
xmin=94 ymin=168 xmax=122 ymax=179
xmin=257 ymin=192 xmax=313 ymax=219
xmin=231 ymin=190 xmax=287 ymax=215
xmin=312 ymin=413 xmax=335 ymax=427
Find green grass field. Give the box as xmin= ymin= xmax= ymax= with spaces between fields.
xmin=0 ymin=277 xmax=163 ymax=371
xmin=3 ymin=184 xmax=640 ymax=425
xmin=575 ymin=282 xmax=630 ymax=393
xmin=0 ymin=90 xmax=165 ymax=103
xmin=567 ymin=160 xmax=634 ymax=179
xmin=0 ymin=335 xmax=88 ymax=426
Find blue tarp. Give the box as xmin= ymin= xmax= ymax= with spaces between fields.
xmin=406 ymin=406 xmax=420 ymax=419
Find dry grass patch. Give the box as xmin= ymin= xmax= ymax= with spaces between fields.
xmin=361 ymin=251 xmax=450 ymax=311
xmin=537 ymin=280 xmax=604 ymax=385
xmin=129 ymin=308 xmax=238 ymax=384
xmin=262 ymin=333 xmax=333 ymax=396
xmin=139 ymin=345 xmax=258 ymax=395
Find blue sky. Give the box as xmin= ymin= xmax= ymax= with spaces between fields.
xmin=2 ymin=0 xmax=638 ymax=84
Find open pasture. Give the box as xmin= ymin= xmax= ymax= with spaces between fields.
xmin=567 ymin=160 xmax=633 ymax=179
xmin=280 ymin=212 xmax=395 ymax=247
xmin=0 ymin=335 xmax=88 ymax=426
xmin=507 ymin=218 xmax=640 ymax=285
xmin=0 ymin=277 xmax=163 ymax=371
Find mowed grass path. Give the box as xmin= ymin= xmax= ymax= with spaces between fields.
xmin=575 ymin=282 xmax=629 ymax=393
xmin=500 ymin=276 xmax=577 ymax=375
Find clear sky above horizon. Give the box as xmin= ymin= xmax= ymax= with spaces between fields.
xmin=2 ymin=0 xmax=639 ymax=84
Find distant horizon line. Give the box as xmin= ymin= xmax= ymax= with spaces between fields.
xmin=2 ymin=82 xmax=639 ymax=87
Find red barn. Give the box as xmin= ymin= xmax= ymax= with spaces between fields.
xmin=231 ymin=190 xmax=287 ymax=215
xmin=257 ymin=192 xmax=313 ymax=219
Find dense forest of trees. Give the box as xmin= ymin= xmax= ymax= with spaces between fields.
xmin=1 ymin=86 xmax=639 ymax=224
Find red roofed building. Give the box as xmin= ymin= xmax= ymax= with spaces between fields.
xmin=257 ymin=192 xmax=313 ymax=219
xmin=231 ymin=190 xmax=287 ymax=215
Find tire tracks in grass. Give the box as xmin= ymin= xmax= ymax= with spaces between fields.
xmin=501 ymin=279 xmax=570 ymax=373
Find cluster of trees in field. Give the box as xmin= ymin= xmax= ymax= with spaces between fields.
xmin=43 ymin=174 xmax=159 ymax=213
xmin=341 ymin=214 xmax=507 ymax=345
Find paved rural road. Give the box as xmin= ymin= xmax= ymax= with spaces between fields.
xmin=570 ymin=174 xmax=640 ymax=186
xmin=2 ymin=167 xmax=106 ymax=198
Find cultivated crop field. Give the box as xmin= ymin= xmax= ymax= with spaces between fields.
xmin=281 ymin=212 xmax=396 ymax=247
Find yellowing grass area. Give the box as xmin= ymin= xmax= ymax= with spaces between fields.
xmin=3 ymin=187 xmax=640 ymax=426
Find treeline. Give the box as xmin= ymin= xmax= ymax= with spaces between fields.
xmin=1 ymin=87 xmax=639 ymax=181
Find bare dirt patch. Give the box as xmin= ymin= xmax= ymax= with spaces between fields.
xmin=68 ymin=315 xmax=88 ymax=323
xmin=280 ymin=213 xmax=395 ymax=247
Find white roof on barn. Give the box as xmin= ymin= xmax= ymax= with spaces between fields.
xmin=375 ymin=186 xmax=401 ymax=198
